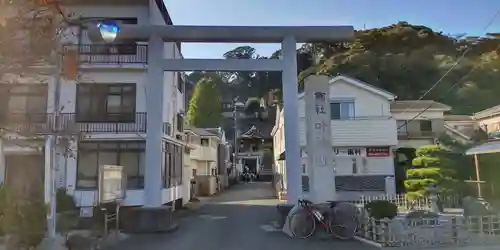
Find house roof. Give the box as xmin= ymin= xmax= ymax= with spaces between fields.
xmin=466 ymin=139 xmax=500 ymax=155
xmin=240 ymin=125 xmax=265 ymax=139
xmin=298 ymin=75 xmax=397 ymax=100
xmin=330 ymin=75 xmax=397 ymax=100
xmin=185 ymin=127 xmax=219 ymax=137
xmin=474 ymin=104 xmax=500 ymax=119
xmin=390 ymin=100 xmax=451 ymax=111
xmin=444 ymin=115 xmax=474 ymax=121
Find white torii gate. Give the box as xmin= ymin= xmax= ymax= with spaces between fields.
xmin=90 ymin=24 xmax=354 ymax=206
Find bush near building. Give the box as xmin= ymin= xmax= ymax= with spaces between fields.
xmin=404 ymin=145 xmax=461 ymax=200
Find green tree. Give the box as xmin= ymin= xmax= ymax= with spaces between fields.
xmin=405 ymin=145 xmax=462 ymax=200
xmin=187 ymin=77 xmax=223 ymax=128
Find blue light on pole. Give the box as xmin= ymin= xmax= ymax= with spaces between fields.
xmin=97 ymin=21 xmax=120 ymax=43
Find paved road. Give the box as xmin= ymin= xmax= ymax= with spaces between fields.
xmin=106 ymin=182 xmax=376 ymax=250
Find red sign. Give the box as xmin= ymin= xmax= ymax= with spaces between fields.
xmin=366 ymin=147 xmax=390 ymax=157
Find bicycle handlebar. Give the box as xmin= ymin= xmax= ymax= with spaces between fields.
xmin=298 ymin=199 xmax=313 ymax=206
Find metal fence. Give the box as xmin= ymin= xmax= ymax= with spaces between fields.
xmin=347 ymin=193 xmax=462 ymax=211
xmin=355 ymin=213 xmax=500 ymax=248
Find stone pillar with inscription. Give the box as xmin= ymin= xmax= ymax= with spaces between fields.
xmin=304 ymin=75 xmax=336 ymax=203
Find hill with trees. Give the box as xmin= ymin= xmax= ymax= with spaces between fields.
xmin=189 ymin=22 xmax=500 ymax=115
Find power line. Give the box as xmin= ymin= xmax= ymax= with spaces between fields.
xmin=396 ymin=9 xmax=500 ymax=115
xmin=397 ymin=42 xmax=500 ymax=130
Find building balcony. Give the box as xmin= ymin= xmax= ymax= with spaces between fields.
xmin=0 ymin=112 xmax=147 ymax=135
xmin=397 ymin=131 xmax=436 ymax=140
xmin=190 ymin=145 xmax=217 ymax=162
xmin=299 ymin=116 xmax=398 ymax=147
xmin=64 ymin=44 xmax=148 ymax=64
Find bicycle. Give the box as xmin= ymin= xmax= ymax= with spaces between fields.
xmin=288 ymin=199 xmax=357 ymax=240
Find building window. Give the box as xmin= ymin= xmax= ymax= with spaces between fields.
xmin=397 ymin=120 xmax=408 ymax=135
xmin=330 ymin=101 xmax=355 ymax=120
xmin=163 ymin=141 xmax=183 ymax=188
xmin=177 ymin=74 xmax=184 ymax=93
xmin=76 ymin=141 xmax=145 ymax=189
xmin=0 ymin=84 xmax=48 ymax=123
xmin=176 ymin=113 xmax=184 ymax=132
xmin=76 ymin=83 xmax=136 ymax=122
xmin=302 ymin=176 xmax=309 ymax=192
xmin=419 ymin=120 xmax=433 ymax=131
xmin=201 ymin=138 xmax=209 ymax=146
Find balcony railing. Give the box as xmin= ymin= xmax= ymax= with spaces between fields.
xmin=0 ymin=112 xmax=147 ymax=134
xmin=65 ymin=44 xmax=148 ymax=64
xmin=397 ymin=130 xmax=436 ymax=139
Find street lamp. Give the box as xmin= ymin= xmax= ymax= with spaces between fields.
xmin=97 ymin=21 xmax=120 ymax=43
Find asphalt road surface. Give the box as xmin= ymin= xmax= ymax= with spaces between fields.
xmin=106 ymin=182 xmax=377 ymax=250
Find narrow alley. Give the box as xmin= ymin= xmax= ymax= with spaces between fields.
xmin=106 ymin=182 xmax=376 ymax=250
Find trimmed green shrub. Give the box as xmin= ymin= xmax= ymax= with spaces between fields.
xmin=405 ymin=145 xmax=460 ymax=200
xmin=364 ymin=200 xmax=398 ymax=220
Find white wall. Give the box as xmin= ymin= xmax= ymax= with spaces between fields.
xmin=298 ymin=79 xmax=391 ymax=118
xmin=53 ymin=2 xmax=187 ymax=207
xmin=477 ymin=115 xmax=500 ymax=133
xmin=60 ymin=2 xmax=185 ymax=134
xmin=272 ymin=77 xmax=397 ymax=198
xmin=162 ymin=43 xmax=185 ymax=133
xmin=392 ymin=110 xmax=445 ymax=120
xmin=296 ymin=78 xmax=397 ymax=146
xmin=301 ymin=147 xmax=394 ymax=177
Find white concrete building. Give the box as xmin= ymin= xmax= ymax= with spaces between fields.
xmin=391 ymin=100 xmax=451 ymax=149
xmin=474 ymin=105 xmax=500 ymax=138
xmin=272 ymin=75 xmax=398 ymax=201
xmin=185 ymin=128 xmax=230 ymax=196
xmin=0 ymin=0 xmax=190 ymax=209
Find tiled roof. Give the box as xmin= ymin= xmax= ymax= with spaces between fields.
xmin=474 ymin=104 xmax=500 ymax=119
xmin=390 ymin=100 xmax=451 ymax=111
xmin=186 ymin=127 xmax=218 ymax=137
xmin=240 ymin=125 xmax=265 ymax=139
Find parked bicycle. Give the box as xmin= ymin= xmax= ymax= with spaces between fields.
xmin=288 ymin=199 xmax=357 ymax=240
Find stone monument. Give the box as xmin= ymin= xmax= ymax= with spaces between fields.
xmin=304 ymin=75 xmax=336 ymax=203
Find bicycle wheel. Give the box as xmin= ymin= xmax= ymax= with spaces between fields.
xmin=329 ymin=213 xmax=357 ymax=240
xmin=288 ymin=209 xmax=316 ymax=239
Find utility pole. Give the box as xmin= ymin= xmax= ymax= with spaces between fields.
xmin=45 ymin=40 xmax=63 ymax=239
xmin=233 ymin=98 xmax=239 ymax=178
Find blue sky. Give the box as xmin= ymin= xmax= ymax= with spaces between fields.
xmin=163 ymin=0 xmax=500 ymax=59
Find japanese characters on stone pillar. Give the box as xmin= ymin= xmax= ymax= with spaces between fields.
xmin=304 ymin=75 xmax=336 ymax=203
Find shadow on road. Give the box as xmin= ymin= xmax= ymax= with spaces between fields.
xmin=104 ymin=183 xmax=376 ymax=250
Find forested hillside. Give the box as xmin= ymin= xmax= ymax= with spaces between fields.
xmin=188 ymin=21 xmax=500 ymax=115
